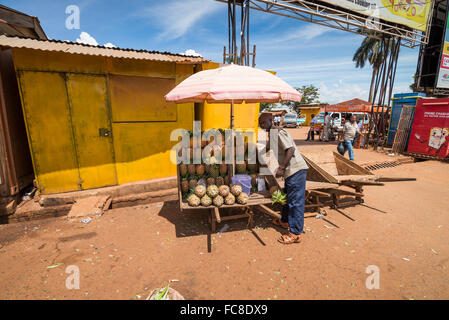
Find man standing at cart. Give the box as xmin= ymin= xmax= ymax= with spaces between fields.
xmin=259 ymin=113 xmax=309 ymax=244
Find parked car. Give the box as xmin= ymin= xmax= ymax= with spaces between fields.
xmin=296 ymin=114 xmax=306 ymax=126
xmin=282 ymin=113 xmax=298 ymax=128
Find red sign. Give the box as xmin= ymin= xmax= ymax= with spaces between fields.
xmin=441 ymin=54 xmax=449 ymax=70
xmin=407 ymin=98 xmax=449 ymax=159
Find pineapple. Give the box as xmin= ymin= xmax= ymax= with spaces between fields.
xmin=209 ymin=164 xmax=220 ymax=178
xmin=206 ymin=177 xmax=215 ymax=186
xmin=235 ymin=161 xmax=247 ymax=174
xmin=224 ymin=175 xmax=231 ymax=186
xmin=196 ymin=164 xmax=205 ymax=176
xmin=181 ymin=178 xmax=189 ymax=193
xmin=189 ymin=178 xmax=198 ymax=189
xmin=230 ymin=184 xmax=242 ymax=197
xmin=187 ymin=194 xmax=200 ymax=207
xmin=219 ymin=163 xmax=227 ymax=176
xmin=179 ymin=164 xmax=188 ymax=176
xmin=201 ymin=195 xmax=212 ymax=207
xmin=206 ymin=185 xmax=219 ymax=198
xmin=194 ymin=185 xmax=206 ymax=198
xmin=219 ymin=185 xmax=230 ymax=197
xmin=216 ymin=176 xmax=224 ymax=186
xmin=237 ymin=192 xmax=249 ymax=205
xmin=250 ymin=174 xmax=257 ymax=187
xmin=213 ymin=195 xmax=224 ymax=207
xmin=187 ymin=164 xmax=196 ymax=175
xmin=271 ymin=190 xmax=287 ymax=205
xmin=224 ymin=194 xmax=235 ymax=205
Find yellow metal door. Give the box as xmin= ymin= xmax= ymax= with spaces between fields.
xmin=66 ymin=74 xmax=117 ymax=189
xmin=18 ymin=71 xmax=80 ymax=194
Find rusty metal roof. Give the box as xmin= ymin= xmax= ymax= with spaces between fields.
xmin=0 ymin=35 xmax=208 ymax=64
xmin=0 ymin=5 xmax=47 ymax=40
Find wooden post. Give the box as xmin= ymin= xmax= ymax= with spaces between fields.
xmin=214 ymin=207 xmax=221 ymax=223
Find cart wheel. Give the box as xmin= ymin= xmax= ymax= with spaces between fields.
xmin=330 ymin=204 xmax=336 ymax=209
xmin=360 ymin=199 xmax=365 ymax=204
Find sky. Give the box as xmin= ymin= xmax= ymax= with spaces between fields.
xmin=2 ymin=0 xmax=419 ymax=104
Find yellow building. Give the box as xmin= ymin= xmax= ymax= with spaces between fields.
xmin=196 ymin=62 xmax=260 ymax=139
xmin=298 ymin=103 xmax=324 ymax=126
xmin=0 ymin=35 xmax=207 ymax=194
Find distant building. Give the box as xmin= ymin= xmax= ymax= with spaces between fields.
xmin=298 ymin=103 xmax=326 ymax=126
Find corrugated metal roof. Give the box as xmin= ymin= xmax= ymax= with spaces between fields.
xmin=0 ymin=5 xmax=47 ymax=40
xmin=0 ymin=35 xmax=208 ymax=64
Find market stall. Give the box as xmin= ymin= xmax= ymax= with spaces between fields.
xmin=165 ymin=64 xmax=331 ymax=232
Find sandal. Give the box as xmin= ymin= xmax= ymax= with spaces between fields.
xmin=278 ymin=232 xmax=302 ymax=244
xmin=272 ymin=219 xmax=289 ymax=229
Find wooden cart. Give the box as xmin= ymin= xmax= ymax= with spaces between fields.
xmin=302 ymin=151 xmax=415 ymax=208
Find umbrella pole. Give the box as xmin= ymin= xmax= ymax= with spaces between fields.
xmin=230 ymin=100 xmax=235 ymax=176
xmin=230 ymin=100 xmax=234 ymax=129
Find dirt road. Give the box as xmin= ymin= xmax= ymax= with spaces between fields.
xmin=0 ymin=128 xmax=448 ymax=299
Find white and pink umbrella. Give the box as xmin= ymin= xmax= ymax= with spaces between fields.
xmin=165 ymin=64 xmax=302 ymax=128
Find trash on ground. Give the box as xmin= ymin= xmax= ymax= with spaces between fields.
xmin=218 ymin=224 xmax=230 ymax=235
xmin=81 ymin=217 xmax=91 ymax=224
xmin=47 ymin=263 xmax=63 ymax=269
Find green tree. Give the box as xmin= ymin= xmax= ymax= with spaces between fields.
xmin=353 ymin=33 xmax=398 ymax=102
xmin=259 ymin=102 xmax=276 ymax=112
xmin=284 ymin=85 xmax=320 ymax=114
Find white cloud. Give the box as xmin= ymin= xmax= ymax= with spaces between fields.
xmin=181 ymin=49 xmax=202 ymax=57
xmin=142 ymin=0 xmax=222 ymax=40
xmin=76 ymin=31 xmax=98 ymax=46
xmin=319 ymin=80 xmax=369 ymax=104
xmin=75 ymin=32 xmax=116 ymax=48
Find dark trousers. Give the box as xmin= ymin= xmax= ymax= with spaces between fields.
xmin=281 ymin=169 xmax=307 ymax=235
xmin=306 ymin=129 xmax=315 ymax=140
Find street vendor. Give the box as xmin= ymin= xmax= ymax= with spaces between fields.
xmin=259 ymin=113 xmax=309 ymax=244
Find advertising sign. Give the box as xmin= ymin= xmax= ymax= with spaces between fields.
xmin=320 ymin=0 xmax=432 ymax=31
xmin=436 ymin=13 xmax=449 ymax=89
xmin=407 ymin=98 xmax=449 ymax=159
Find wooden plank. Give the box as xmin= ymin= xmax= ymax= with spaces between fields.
xmin=333 ymin=152 xmax=373 ymax=175
xmin=377 ymin=177 xmax=416 ymax=182
xmin=256 ymin=204 xmax=282 ymax=220
xmin=214 ymin=207 xmax=221 ymax=223
xmin=302 ymin=154 xmax=338 ymax=183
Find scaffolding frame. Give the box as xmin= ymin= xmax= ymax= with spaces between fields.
xmin=217 ymin=0 xmax=434 ymax=49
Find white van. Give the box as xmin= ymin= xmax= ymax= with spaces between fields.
xmin=316 ymin=112 xmax=370 ymax=129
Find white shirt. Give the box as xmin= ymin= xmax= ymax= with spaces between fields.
xmin=324 ymin=115 xmax=331 ymax=126
xmin=344 ymin=122 xmax=359 ymax=141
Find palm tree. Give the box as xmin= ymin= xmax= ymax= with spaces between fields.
xmin=353 ymin=33 xmax=396 ymax=102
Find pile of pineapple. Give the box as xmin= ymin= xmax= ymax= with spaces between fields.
xmin=180 ymin=159 xmax=251 ymax=207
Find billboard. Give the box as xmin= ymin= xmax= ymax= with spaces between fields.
xmin=320 ymin=0 xmax=432 ymax=31
xmin=407 ymin=98 xmax=449 ymax=159
xmin=436 ymin=11 xmax=449 ymax=89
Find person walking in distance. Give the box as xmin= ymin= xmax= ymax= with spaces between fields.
xmin=342 ymin=115 xmax=361 ymax=161
xmin=323 ymin=112 xmax=331 ymax=142
xmin=305 ymin=114 xmax=317 ymax=141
